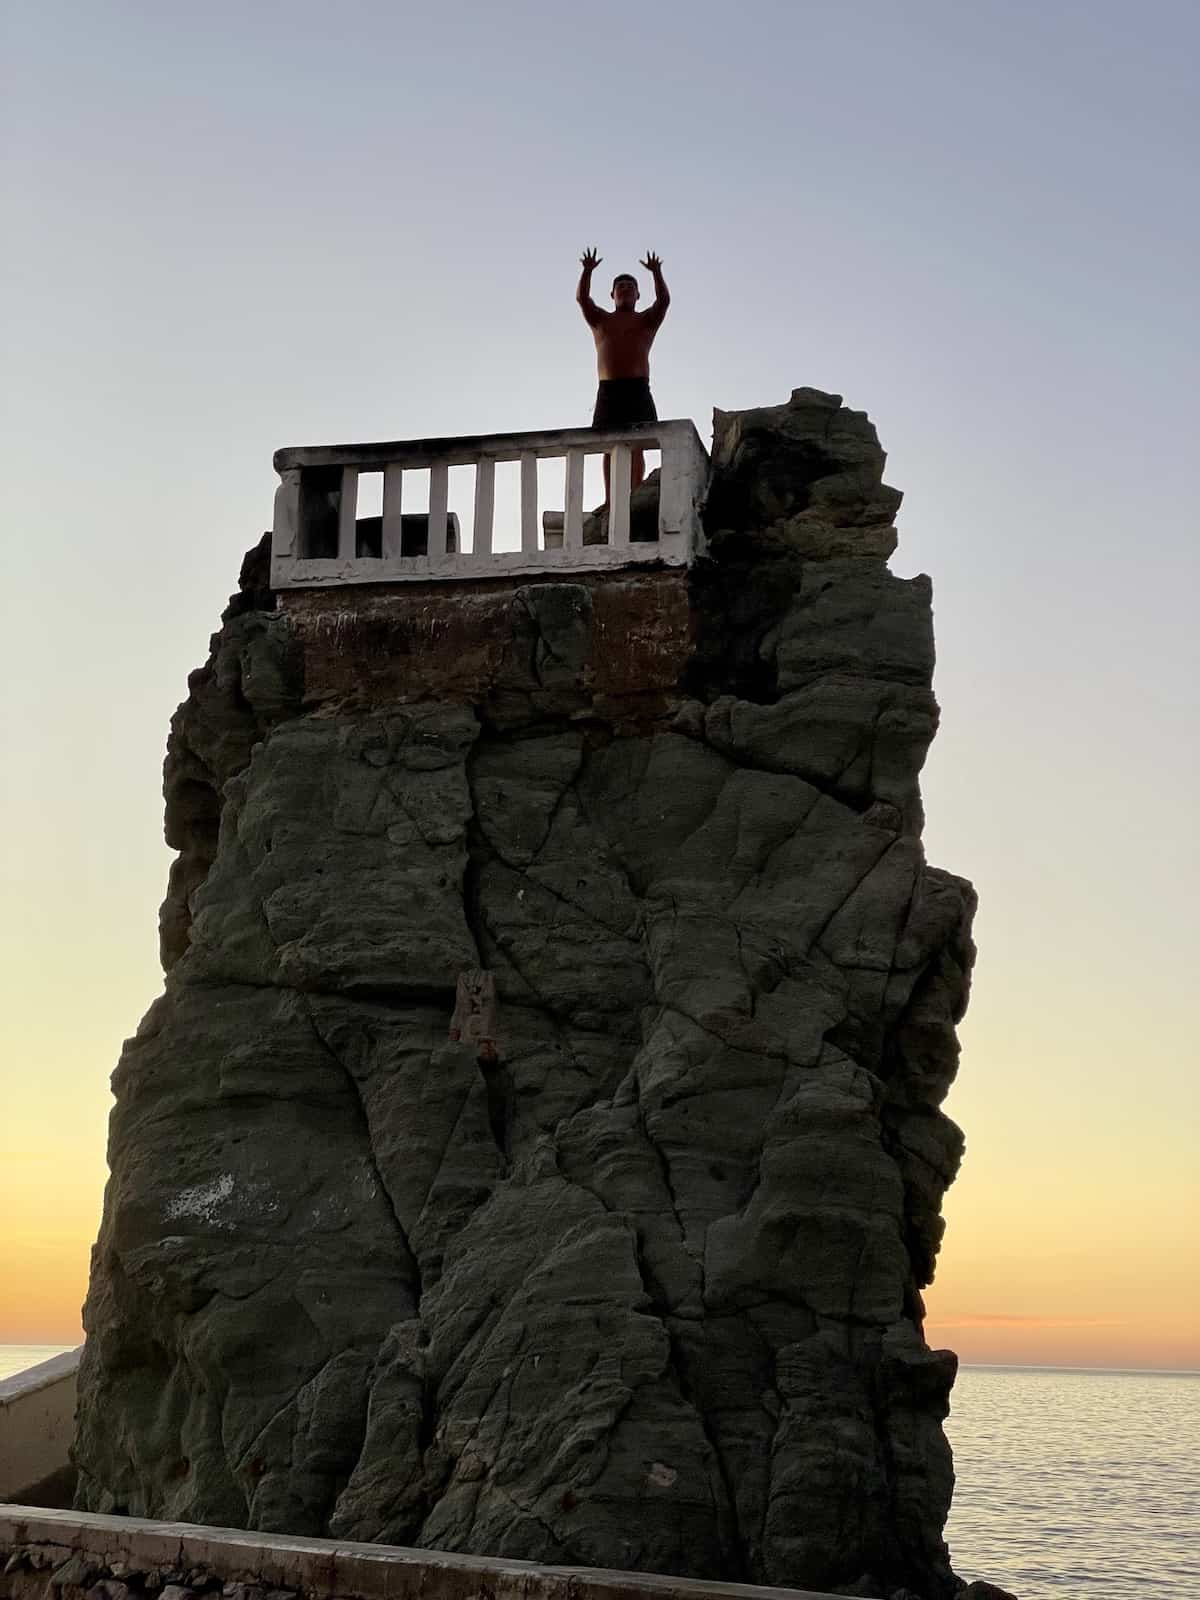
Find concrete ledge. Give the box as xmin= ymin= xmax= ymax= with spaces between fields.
xmin=0 ymin=1507 xmax=856 ymax=1600
xmin=0 ymin=1352 xmax=81 ymax=1504
xmin=273 ymin=422 xmax=698 ymax=474
xmin=278 ymin=538 xmax=689 ymax=588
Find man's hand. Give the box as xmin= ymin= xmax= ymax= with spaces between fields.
xmin=640 ymin=252 xmax=669 ymax=327
xmin=577 ymin=248 xmax=605 ymax=326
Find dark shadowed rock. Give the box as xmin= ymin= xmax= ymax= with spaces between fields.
xmin=77 ymin=390 xmax=981 ymax=1600
xmin=158 ymin=545 xmax=302 ymax=969
xmin=581 ymin=469 xmax=664 ymax=545
xmin=706 ymin=387 xmax=901 ymax=560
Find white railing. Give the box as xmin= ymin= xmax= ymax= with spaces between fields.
xmin=270 ymin=420 xmax=709 ymax=590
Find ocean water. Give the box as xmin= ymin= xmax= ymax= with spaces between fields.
xmin=1 ymin=1349 xmax=1195 ymax=1595
xmin=0 ymin=1344 xmax=76 ymax=1380
xmin=945 ymin=1365 xmax=1200 ymax=1598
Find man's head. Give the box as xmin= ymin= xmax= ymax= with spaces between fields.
xmin=611 ymin=273 xmax=640 ymax=310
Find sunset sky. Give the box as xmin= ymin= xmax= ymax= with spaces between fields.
xmin=2 ymin=0 xmax=1197 ymax=1370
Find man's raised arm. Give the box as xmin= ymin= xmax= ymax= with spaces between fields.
xmin=640 ymin=251 xmax=670 ymax=328
xmin=577 ymin=246 xmax=605 ymax=327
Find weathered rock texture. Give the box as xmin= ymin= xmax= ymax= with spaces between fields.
xmin=77 ymin=389 xmax=978 ymax=1600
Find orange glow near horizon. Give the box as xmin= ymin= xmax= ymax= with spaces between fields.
xmin=923 ymin=1300 xmax=1200 ymax=1374
xmin=0 ymin=1165 xmax=98 ymax=1344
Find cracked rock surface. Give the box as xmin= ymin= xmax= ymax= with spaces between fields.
xmin=77 ymin=389 xmax=978 ymax=1600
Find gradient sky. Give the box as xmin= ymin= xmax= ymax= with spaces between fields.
xmin=2 ymin=0 xmax=1197 ymax=1368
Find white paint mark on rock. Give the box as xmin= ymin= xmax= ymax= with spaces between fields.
xmin=165 ymin=1173 xmax=235 ymax=1225
xmin=647 ymin=1461 xmax=677 ymax=1489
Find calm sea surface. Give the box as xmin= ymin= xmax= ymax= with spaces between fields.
xmin=0 ymin=1343 xmax=76 ymax=1380
xmin=2 ymin=1351 xmax=1196 ymax=1596
xmin=945 ymin=1365 xmax=1199 ymax=1598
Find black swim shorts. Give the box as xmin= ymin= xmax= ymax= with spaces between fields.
xmin=592 ymin=377 xmax=658 ymax=430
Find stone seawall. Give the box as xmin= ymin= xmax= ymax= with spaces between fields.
xmin=0 ymin=1509 xmax=851 ymax=1600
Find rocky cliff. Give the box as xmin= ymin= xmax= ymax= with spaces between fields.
xmin=76 ymin=389 xmax=978 ymax=1600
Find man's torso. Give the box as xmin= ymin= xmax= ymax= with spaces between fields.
xmin=591 ymin=310 xmax=659 ymax=380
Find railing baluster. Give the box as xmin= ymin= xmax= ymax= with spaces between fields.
xmin=609 ymin=445 xmax=631 ymax=547
xmin=337 ymin=468 xmax=359 ymax=562
xmin=473 ymin=458 xmax=495 ymax=557
xmin=520 ymin=452 xmax=538 ymax=553
xmin=428 ymin=463 xmax=449 ymax=558
xmin=657 ymin=435 xmax=680 ymax=540
xmin=381 ymin=464 xmax=404 ymax=559
xmin=272 ymin=470 xmax=301 ymax=557
xmin=564 ymin=451 xmax=584 ymax=550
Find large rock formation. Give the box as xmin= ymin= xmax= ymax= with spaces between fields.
xmin=76 ymin=389 xmax=977 ymax=1600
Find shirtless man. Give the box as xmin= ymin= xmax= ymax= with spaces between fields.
xmin=577 ymin=246 xmax=670 ymax=500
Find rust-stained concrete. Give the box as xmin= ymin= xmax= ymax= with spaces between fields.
xmin=279 ymin=568 xmax=692 ymax=730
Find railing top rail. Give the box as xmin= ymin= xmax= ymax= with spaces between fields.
xmin=273 ymin=418 xmax=707 ymax=475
